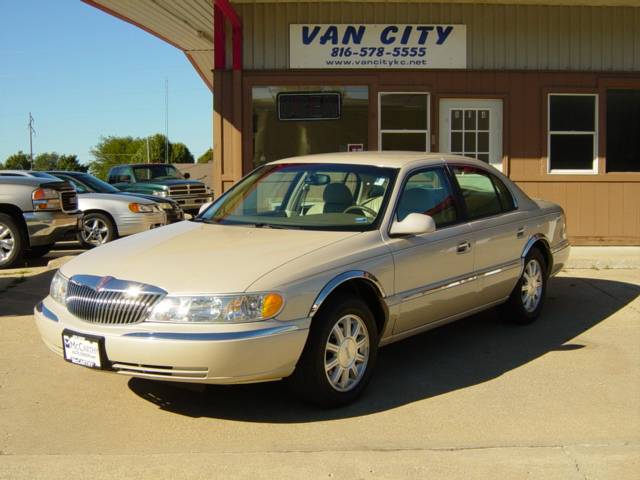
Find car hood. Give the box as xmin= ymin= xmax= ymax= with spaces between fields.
xmin=60 ymin=221 xmax=359 ymax=294
xmin=78 ymin=192 xmax=156 ymax=204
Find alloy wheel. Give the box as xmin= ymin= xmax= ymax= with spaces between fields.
xmin=521 ymin=258 xmax=543 ymax=313
xmin=0 ymin=222 xmax=15 ymax=262
xmin=324 ymin=314 xmax=370 ymax=392
xmin=81 ymin=218 xmax=109 ymax=246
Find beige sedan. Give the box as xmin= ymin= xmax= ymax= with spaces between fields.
xmin=34 ymin=152 xmax=569 ymax=407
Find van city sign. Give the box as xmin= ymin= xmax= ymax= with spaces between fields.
xmin=290 ymin=24 xmax=467 ymax=69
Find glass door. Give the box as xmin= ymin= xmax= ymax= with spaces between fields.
xmin=439 ymin=99 xmax=503 ymax=171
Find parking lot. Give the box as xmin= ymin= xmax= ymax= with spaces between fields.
xmin=0 ymin=247 xmax=638 ymax=479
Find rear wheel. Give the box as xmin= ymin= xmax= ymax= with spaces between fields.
xmin=78 ymin=213 xmax=117 ymax=248
xmin=505 ymin=248 xmax=548 ymax=324
xmin=0 ymin=213 xmax=25 ymax=269
xmin=289 ymin=294 xmax=378 ymax=407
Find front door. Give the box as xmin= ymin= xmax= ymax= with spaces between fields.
xmin=439 ymin=99 xmax=503 ymax=171
xmin=385 ymin=166 xmax=477 ymax=334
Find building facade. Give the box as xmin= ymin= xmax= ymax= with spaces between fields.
xmin=85 ymin=0 xmax=640 ymax=245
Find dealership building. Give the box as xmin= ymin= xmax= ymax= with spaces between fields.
xmin=84 ymin=0 xmax=640 ymax=245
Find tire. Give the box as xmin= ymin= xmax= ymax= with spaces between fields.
xmin=0 ymin=213 xmax=25 ymax=269
xmin=78 ymin=212 xmax=117 ymax=248
xmin=25 ymin=244 xmax=53 ymax=259
xmin=289 ymin=294 xmax=379 ymax=408
xmin=505 ymin=248 xmax=548 ymax=324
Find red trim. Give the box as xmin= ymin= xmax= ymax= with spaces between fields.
xmin=214 ymin=4 xmax=226 ymax=69
xmin=214 ymin=0 xmax=242 ymax=71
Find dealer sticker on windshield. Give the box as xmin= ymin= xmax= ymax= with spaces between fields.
xmin=62 ymin=331 xmax=104 ymax=369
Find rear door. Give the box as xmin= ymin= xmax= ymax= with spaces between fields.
xmin=450 ymin=165 xmax=529 ymax=303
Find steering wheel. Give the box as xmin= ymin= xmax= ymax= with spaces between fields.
xmin=343 ymin=205 xmax=378 ymax=217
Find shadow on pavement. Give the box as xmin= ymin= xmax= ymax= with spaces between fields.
xmin=0 ymin=269 xmax=56 ymax=316
xmin=128 ymin=275 xmax=639 ymax=421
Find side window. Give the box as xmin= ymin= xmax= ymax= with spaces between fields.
xmin=396 ymin=168 xmax=458 ymax=227
xmin=492 ymin=175 xmax=516 ymax=212
xmin=108 ymin=167 xmax=122 ymax=183
xmin=452 ymin=166 xmax=503 ymax=219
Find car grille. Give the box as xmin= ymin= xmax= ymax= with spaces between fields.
xmin=60 ymin=191 xmax=78 ymax=212
xmin=66 ymin=275 xmax=166 ymax=325
xmin=168 ymin=184 xmax=207 ymax=196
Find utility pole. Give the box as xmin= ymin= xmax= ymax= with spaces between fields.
xmin=28 ymin=113 xmax=36 ymax=169
xmin=164 ymin=77 xmax=169 ymax=164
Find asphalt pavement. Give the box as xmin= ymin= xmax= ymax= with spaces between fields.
xmin=0 ymin=247 xmax=638 ymax=479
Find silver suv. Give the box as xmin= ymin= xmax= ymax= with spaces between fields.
xmin=0 ymin=176 xmax=81 ymax=268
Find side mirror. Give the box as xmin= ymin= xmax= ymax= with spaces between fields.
xmin=389 ymin=213 xmax=436 ymax=237
xmin=198 ymin=201 xmax=213 ymax=215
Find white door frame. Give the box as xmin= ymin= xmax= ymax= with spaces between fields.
xmin=439 ymin=98 xmax=503 ymax=171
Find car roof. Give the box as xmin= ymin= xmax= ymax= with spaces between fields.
xmin=268 ymin=152 xmax=489 ymax=170
xmin=0 ymin=169 xmax=59 ymax=179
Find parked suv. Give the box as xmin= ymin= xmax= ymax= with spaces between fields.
xmin=107 ymin=163 xmax=212 ymax=214
xmin=0 ymin=176 xmax=81 ymax=268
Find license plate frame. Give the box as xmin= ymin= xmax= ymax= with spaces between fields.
xmin=62 ymin=329 xmax=110 ymax=370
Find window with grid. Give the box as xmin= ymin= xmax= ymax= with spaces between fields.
xmin=449 ymin=109 xmax=491 ymax=163
xmin=548 ymin=94 xmax=598 ymax=173
xmin=379 ymin=93 xmax=430 ymax=152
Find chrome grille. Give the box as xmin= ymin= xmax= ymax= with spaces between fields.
xmin=60 ymin=191 xmax=78 ymax=212
xmin=66 ymin=275 xmax=166 ymax=325
xmin=168 ymin=184 xmax=207 ymax=196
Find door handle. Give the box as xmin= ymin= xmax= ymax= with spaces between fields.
xmin=457 ymin=241 xmax=471 ymax=254
xmin=516 ymin=227 xmax=525 ymax=239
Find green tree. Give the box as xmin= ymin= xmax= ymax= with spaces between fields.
xmin=170 ymin=142 xmax=194 ymax=164
xmin=197 ymin=148 xmax=213 ymax=164
xmin=57 ymin=154 xmax=88 ymax=172
xmin=89 ymin=136 xmax=144 ymax=179
xmin=4 ymin=151 xmax=31 ymax=170
xmin=33 ymin=152 xmax=60 ymax=171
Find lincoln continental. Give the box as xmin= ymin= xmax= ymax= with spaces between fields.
xmin=35 ymin=152 xmax=569 ymax=407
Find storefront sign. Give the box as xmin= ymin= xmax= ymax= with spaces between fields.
xmin=290 ymin=24 xmax=466 ymax=69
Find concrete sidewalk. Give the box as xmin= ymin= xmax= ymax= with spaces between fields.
xmin=566 ymin=246 xmax=640 ymax=269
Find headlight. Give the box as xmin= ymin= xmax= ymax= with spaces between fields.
xmin=153 ymin=190 xmax=168 ymax=197
xmin=50 ymin=271 xmax=69 ymax=305
xmin=128 ymin=202 xmax=155 ymax=213
xmin=32 ymin=188 xmax=61 ymax=211
xmin=147 ymin=293 xmax=284 ymax=323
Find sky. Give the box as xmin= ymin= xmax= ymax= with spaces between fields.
xmin=0 ymin=0 xmax=212 ymax=165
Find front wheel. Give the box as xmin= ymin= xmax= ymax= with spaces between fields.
xmin=289 ymin=294 xmax=378 ymax=408
xmin=78 ymin=213 xmax=117 ymax=248
xmin=505 ymin=249 xmax=548 ymax=324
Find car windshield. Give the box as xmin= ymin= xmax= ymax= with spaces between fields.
xmin=132 ymin=165 xmax=183 ymax=181
xmin=198 ymin=163 xmax=397 ymax=231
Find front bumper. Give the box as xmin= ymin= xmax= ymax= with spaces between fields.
xmin=23 ymin=211 xmax=82 ymax=247
xmin=171 ymin=195 xmax=213 ymax=212
xmin=115 ymin=211 xmax=167 ymax=237
xmin=34 ymin=297 xmax=309 ymax=384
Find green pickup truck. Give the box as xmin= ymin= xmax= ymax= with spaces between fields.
xmin=107 ymin=163 xmax=213 ymax=214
